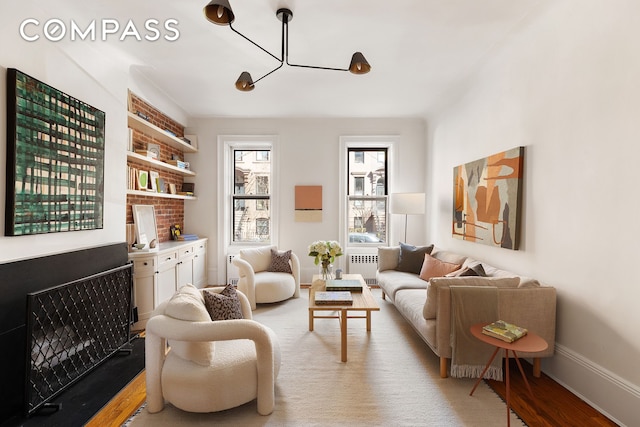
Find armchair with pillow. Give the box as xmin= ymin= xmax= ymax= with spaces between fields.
xmin=233 ymin=246 xmax=301 ymax=310
xmin=145 ymin=284 xmax=281 ymax=415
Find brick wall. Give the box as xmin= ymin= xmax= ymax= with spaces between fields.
xmin=127 ymin=92 xmax=187 ymax=243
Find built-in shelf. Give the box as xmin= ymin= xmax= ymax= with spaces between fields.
xmin=127 ymin=152 xmax=196 ymax=177
xmin=127 ymin=189 xmax=197 ymax=200
xmin=127 ymin=112 xmax=197 ymax=153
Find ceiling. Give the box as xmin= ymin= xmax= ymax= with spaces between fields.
xmin=41 ymin=0 xmax=549 ymax=118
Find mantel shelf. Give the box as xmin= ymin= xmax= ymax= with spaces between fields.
xmin=127 ymin=152 xmax=196 ymax=177
xmin=127 ymin=189 xmax=197 ymax=200
xmin=128 ymin=112 xmax=197 ymax=153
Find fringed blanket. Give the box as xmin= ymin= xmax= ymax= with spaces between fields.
xmin=450 ymin=286 xmax=503 ymax=381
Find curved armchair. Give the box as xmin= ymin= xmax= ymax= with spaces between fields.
xmin=233 ymin=245 xmax=300 ymax=310
xmin=145 ymin=285 xmax=281 ymax=415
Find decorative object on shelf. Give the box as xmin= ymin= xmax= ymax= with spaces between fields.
xmin=149 ymin=171 xmax=159 ymax=192
xmin=170 ymin=223 xmax=181 ymax=240
xmin=137 ymin=170 xmax=149 ymax=190
xmin=453 ymin=146 xmax=524 ymax=250
xmin=203 ymin=1 xmax=371 ymax=91
xmin=133 ymin=204 xmax=158 ymax=248
xmin=126 ymin=223 xmax=136 ymax=252
xmin=147 ymin=143 xmax=160 ymax=159
xmin=5 ymin=68 xmax=105 ymax=236
xmin=169 ymin=184 xmax=177 ymax=195
xmin=390 ymin=192 xmax=425 ymax=243
xmin=135 ymin=111 xmax=150 ymax=121
xmin=308 ymin=240 xmax=343 ymax=280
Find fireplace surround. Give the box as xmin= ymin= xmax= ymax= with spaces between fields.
xmin=0 ymin=243 xmax=130 ymax=424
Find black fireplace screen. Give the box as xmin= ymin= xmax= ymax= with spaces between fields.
xmin=25 ymin=263 xmax=133 ymax=416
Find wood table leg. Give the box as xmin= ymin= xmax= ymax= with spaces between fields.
xmin=470 ymin=346 xmax=501 ymax=396
xmin=308 ymin=309 xmax=314 ymax=331
xmin=366 ymin=311 xmax=372 ymax=331
xmin=340 ymin=309 xmax=347 ymax=362
xmin=505 ymin=349 xmax=511 ymax=427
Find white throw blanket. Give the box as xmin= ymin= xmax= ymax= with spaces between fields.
xmin=450 ymin=286 xmax=503 ymax=380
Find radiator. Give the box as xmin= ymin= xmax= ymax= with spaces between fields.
xmin=347 ymin=254 xmax=378 ymax=285
xmin=227 ymin=255 xmax=239 ymax=286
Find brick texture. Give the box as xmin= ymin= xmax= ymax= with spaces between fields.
xmin=127 ymin=93 xmax=188 ymax=243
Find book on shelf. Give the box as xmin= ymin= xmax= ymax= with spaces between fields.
xmin=314 ymin=291 xmax=353 ymax=306
xmin=135 ymin=149 xmax=158 ymax=159
xmin=177 ymin=233 xmax=199 ymax=241
xmin=325 ymin=279 xmax=363 ymax=292
xmin=482 ymin=320 xmax=528 ymax=343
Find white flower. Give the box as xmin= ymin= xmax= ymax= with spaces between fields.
xmin=308 ymin=240 xmax=343 ymax=265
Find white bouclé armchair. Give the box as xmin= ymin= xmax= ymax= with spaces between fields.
xmin=232 ymin=246 xmax=300 ymax=310
xmin=145 ymin=284 xmax=281 ymax=415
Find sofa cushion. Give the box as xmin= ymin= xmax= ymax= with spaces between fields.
xmin=267 ymin=248 xmax=292 ymax=273
xmin=164 ymin=284 xmax=215 ymax=366
xmin=397 ymin=242 xmax=434 ymax=274
xmin=378 ymin=246 xmax=400 ymax=271
xmin=377 ymin=270 xmax=428 ymax=301
xmin=239 ymin=245 xmax=276 ymax=273
xmin=203 ymin=285 xmax=244 ymax=321
xmin=423 ymin=276 xmax=520 ymax=319
xmin=418 ymin=253 xmax=461 ymax=281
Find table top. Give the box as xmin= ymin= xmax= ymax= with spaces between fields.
xmin=470 ymin=323 xmax=548 ymax=353
xmin=309 ymin=274 xmax=380 ymax=311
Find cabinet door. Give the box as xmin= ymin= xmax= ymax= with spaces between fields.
xmin=131 ymin=257 xmax=156 ymax=330
xmin=156 ymin=252 xmax=178 ymax=306
xmin=193 ymin=241 xmax=207 ymax=287
xmin=177 ymin=245 xmax=195 ymax=286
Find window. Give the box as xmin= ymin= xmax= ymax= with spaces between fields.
xmin=232 ymin=149 xmax=271 ymax=243
xmin=346 ymin=147 xmax=388 ymax=244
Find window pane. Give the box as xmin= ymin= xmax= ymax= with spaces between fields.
xmin=348 ymin=149 xmax=387 ymax=196
xmin=233 ymin=198 xmax=270 ymax=242
xmin=347 ymin=198 xmax=386 ymax=243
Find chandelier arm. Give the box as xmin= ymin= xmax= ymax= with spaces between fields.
xmin=282 ymin=18 xmax=349 ymax=72
xmin=252 ymin=62 xmax=284 ymax=85
xmin=229 ymin=22 xmax=282 ymax=63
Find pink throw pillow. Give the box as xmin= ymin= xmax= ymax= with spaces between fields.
xmin=419 ymin=254 xmax=461 ymax=281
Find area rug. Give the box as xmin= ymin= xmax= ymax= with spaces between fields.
xmin=128 ymin=288 xmax=525 ymax=427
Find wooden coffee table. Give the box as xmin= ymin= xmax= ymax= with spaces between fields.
xmin=308 ymin=274 xmax=379 ymax=362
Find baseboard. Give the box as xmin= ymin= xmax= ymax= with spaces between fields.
xmin=543 ymin=343 xmax=639 ymax=427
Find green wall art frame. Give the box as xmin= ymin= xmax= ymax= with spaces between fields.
xmin=5 ymin=68 xmax=106 ymax=236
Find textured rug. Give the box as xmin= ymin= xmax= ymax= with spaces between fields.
xmin=128 ymin=288 xmax=525 ymax=427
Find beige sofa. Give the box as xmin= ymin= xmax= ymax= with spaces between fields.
xmin=377 ymin=245 xmax=556 ymax=378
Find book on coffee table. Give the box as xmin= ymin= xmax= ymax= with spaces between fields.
xmin=482 ymin=320 xmax=528 ymax=343
xmin=314 ymin=291 xmax=353 ymax=305
xmin=325 ymin=279 xmax=363 ymax=293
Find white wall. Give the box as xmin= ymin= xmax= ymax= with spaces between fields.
xmin=427 ymin=1 xmax=640 ymax=425
xmin=0 ymin=4 xmax=130 ymax=262
xmin=184 ymin=117 xmax=426 ymax=284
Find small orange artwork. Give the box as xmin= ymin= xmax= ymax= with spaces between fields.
xmin=452 ymin=147 xmax=524 ymax=250
xmin=295 ymin=185 xmax=323 ymax=222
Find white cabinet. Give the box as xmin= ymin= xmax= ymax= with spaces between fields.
xmin=129 ymin=238 xmax=208 ymax=330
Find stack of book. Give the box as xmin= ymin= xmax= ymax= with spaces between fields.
xmin=481 ymin=320 xmax=528 ymax=343
xmin=177 ymin=233 xmax=198 ymax=241
xmin=314 ymin=291 xmax=353 ymax=306
xmin=325 ymin=279 xmax=363 ymax=292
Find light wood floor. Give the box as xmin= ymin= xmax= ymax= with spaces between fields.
xmin=88 ymin=360 xmax=618 ymax=427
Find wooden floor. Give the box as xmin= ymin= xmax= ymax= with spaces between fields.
xmin=485 ymin=359 xmax=618 ymax=426
xmin=88 ymin=358 xmax=618 ymax=427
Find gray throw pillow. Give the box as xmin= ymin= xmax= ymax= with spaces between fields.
xmin=397 ymin=242 xmax=434 ymax=274
xmin=203 ymin=285 xmax=243 ymax=321
xmin=267 ymin=249 xmax=293 ymax=273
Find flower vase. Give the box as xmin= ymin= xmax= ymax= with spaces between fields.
xmin=320 ymin=261 xmax=333 ymax=280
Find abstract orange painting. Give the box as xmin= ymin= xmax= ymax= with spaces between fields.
xmin=452 ymin=147 xmax=524 ymax=250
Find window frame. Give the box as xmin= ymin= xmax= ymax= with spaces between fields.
xmin=339 ymin=136 xmax=397 ymax=250
xmin=220 ymin=136 xmax=279 ymax=250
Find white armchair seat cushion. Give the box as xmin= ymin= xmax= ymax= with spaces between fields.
xmin=162 ymin=339 xmax=258 ymax=413
xmin=254 ymin=272 xmax=296 ymax=303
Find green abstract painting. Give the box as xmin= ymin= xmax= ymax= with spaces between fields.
xmin=5 ymin=68 xmax=106 ymax=236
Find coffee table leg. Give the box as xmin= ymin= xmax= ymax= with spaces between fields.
xmin=309 ymin=309 xmax=314 ymax=331
xmin=366 ymin=311 xmax=372 ymax=331
xmin=341 ymin=309 xmax=347 ymax=362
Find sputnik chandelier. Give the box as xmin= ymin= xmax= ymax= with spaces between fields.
xmin=203 ymin=0 xmax=371 ymax=91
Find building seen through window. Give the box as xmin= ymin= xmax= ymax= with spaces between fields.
xmin=233 ymin=150 xmax=271 ymax=242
